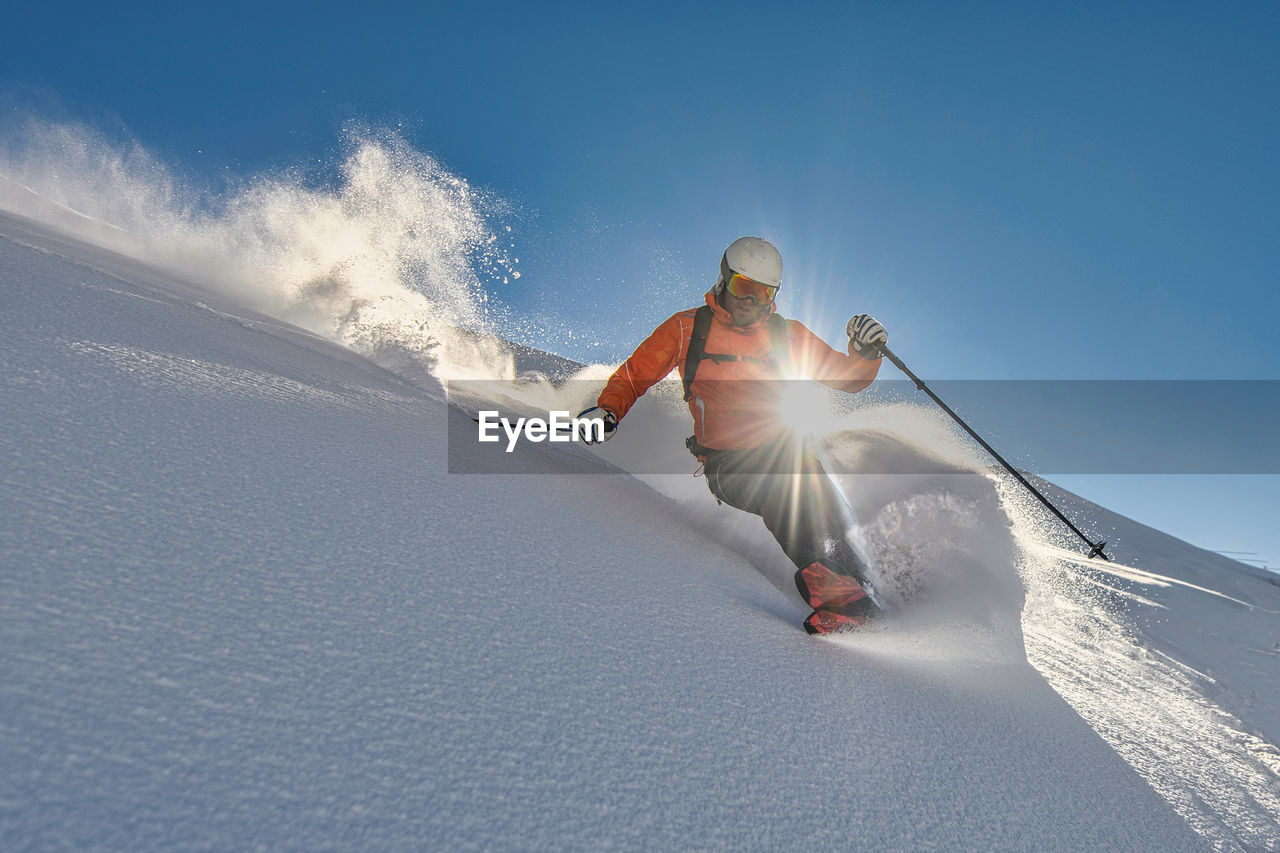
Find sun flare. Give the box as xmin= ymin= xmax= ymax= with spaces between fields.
xmin=777 ymin=381 xmax=841 ymax=437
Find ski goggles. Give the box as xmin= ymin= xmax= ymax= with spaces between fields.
xmin=724 ymin=272 xmax=778 ymax=304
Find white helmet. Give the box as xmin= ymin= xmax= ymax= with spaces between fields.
xmin=714 ymin=236 xmax=782 ymax=294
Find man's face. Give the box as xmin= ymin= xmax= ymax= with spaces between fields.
xmin=719 ymin=287 xmax=772 ymax=327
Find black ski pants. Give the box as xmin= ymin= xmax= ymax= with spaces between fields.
xmin=699 ymin=433 xmax=868 ymax=586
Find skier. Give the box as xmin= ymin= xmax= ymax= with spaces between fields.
xmin=579 ymin=237 xmax=889 ymax=634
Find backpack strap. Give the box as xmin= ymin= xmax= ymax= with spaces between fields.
xmin=768 ymin=313 xmax=792 ymax=376
xmin=683 ymin=306 xmax=793 ymax=401
xmin=682 ymin=304 xmax=714 ymax=402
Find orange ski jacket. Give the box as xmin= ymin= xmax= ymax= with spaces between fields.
xmin=597 ymin=293 xmax=881 ymax=450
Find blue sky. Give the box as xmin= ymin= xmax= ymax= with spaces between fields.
xmin=4 ymin=1 xmax=1277 ymax=567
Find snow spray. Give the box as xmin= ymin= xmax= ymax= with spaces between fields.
xmin=0 ymin=118 xmax=521 ymax=385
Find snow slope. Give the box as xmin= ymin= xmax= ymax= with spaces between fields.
xmin=1 ymin=194 xmax=1278 ymax=850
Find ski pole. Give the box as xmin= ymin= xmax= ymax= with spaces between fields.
xmin=873 ymin=343 xmax=1110 ymax=561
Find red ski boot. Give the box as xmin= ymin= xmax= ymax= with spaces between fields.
xmin=795 ymin=561 xmax=879 ymax=634
xmin=795 ymin=561 xmax=874 ymax=612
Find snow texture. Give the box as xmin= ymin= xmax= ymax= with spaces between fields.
xmin=2 ymin=168 xmax=1279 ymax=851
